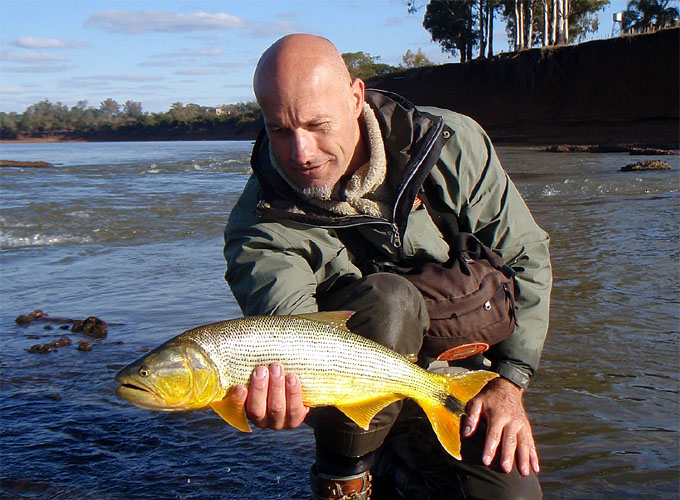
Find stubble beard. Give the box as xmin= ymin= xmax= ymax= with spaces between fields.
xmin=270 ymin=148 xmax=336 ymax=200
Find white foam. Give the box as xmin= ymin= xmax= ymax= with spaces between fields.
xmin=0 ymin=231 xmax=93 ymax=248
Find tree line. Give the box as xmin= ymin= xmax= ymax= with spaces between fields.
xmin=408 ymin=0 xmax=678 ymax=62
xmin=0 ymin=99 xmax=263 ymax=141
xmin=0 ymin=49 xmax=436 ymax=141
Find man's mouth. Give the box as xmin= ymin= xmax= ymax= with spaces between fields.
xmin=295 ymin=161 xmax=329 ymax=175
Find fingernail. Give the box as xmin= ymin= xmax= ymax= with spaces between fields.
xmin=255 ymin=366 xmax=267 ymax=378
xmin=503 ymin=460 xmax=511 ymax=472
xmin=463 ymin=425 xmax=472 ymax=436
xmin=233 ymin=385 xmax=246 ymax=399
xmin=483 ymin=455 xmax=491 ymax=466
xmin=270 ymin=364 xmax=281 ymax=378
xmin=285 ymin=374 xmax=298 ymax=387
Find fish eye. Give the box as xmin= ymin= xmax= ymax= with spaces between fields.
xmin=138 ymin=366 xmax=151 ymax=378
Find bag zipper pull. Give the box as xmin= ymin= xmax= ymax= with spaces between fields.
xmin=391 ymin=223 xmax=402 ymax=248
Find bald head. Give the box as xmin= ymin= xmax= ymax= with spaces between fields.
xmin=251 ymin=34 xmax=368 ymax=196
xmin=254 ymin=34 xmax=352 ymax=103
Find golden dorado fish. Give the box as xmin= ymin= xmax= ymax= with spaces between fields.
xmin=115 ymin=311 xmax=497 ymax=459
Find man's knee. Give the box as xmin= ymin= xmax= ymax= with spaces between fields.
xmin=318 ymin=273 xmax=429 ymax=355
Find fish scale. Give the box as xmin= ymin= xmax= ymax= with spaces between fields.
xmin=183 ymin=315 xmax=445 ymax=406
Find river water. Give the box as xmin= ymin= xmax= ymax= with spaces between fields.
xmin=0 ymin=141 xmax=678 ymax=499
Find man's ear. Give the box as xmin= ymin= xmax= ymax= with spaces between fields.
xmin=349 ymin=78 xmax=365 ymax=118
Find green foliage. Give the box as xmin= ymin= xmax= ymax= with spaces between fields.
xmin=423 ymin=0 xmax=479 ymax=62
xmin=623 ymin=0 xmax=679 ymax=32
xmin=401 ymin=48 xmax=435 ymax=67
xmin=342 ymin=51 xmax=398 ymax=79
xmin=0 ymin=99 xmax=263 ymax=140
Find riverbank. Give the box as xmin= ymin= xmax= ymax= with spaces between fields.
xmin=368 ymin=28 xmax=679 ymax=148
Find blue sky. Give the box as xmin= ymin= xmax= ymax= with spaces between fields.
xmin=0 ymin=0 xmax=627 ymax=114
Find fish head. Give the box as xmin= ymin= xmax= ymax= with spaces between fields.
xmin=115 ymin=339 xmax=221 ymax=411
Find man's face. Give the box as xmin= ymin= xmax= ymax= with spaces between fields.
xmin=259 ymin=70 xmax=364 ymax=197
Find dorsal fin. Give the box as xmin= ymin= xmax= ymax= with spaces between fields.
xmin=295 ymin=311 xmax=355 ymax=331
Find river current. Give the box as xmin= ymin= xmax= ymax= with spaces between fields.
xmin=1 ymin=141 xmax=678 ymax=499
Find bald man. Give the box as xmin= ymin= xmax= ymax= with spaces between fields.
xmin=224 ymin=34 xmax=551 ymax=500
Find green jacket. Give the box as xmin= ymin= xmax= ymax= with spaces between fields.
xmin=224 ymin=90 xmax=551 ymax=388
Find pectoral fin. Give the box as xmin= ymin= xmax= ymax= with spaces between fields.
xmin=209 ymin=386 xmax=252 ymax=433
xmin=336 ymin=395 xmax=403 ymax=430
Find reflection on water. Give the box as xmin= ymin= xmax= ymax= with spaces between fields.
xmin=1 ymin=142 xmax=678 ymax=498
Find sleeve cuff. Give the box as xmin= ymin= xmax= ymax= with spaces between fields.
xmin=495 ymin=361 xmax=532 ymax=389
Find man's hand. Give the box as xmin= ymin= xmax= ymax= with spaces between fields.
xmin=462 ymin=377 xmax=540 ymax=476
xmin=232 ymin=363 xmax=309 ymax=430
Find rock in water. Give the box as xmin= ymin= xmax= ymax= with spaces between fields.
xmin=71 ymin=316 xmax=108 ymax=338
xmin=621 ymin=160 xmax=672 ymax=172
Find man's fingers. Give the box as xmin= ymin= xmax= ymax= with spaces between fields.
xmin=529 ymin=436 xmax=541 ymax=474
xmin=482 ymin=421 xmax=503 ymax=466
xmin=500 ymin=424 xmax=519 ymax=473
xmin=245 ymin=365 xmax=269 ymax=427
xmin=463 ymin=398 xmax=482 ymax=437
xmin=285 ymin=373 xmax=309 ymax=428
xmin=266 ymin=364 xmax=286 ymax=430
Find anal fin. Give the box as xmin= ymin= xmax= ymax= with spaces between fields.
xmin=209 ymin=386 xmax=252 ymax=433
xmin=336 ymin=395 xmax=403 ymax=430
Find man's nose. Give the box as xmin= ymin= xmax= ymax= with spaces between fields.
xmin=290 ymin=130 xmax=314 ymax=165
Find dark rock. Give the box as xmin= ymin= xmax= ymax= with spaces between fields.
xmin=0 ymin=160 xmax=53 ymax=168
xmin=629 ymin=147 xmax=678 ymax=155
xmin=71 ymin=316 xmax=107 ymax=338
xmin=45 ymin=393 xmax=62 ymax=401
xmin=16 ymin=309 xmax=47 ymax=324
xmin=27 ymin=344 xmax=53 ymax=354
xmin=43 ymin=325 xmax=53 ymax=331
xmin=26 ymin=337 xmax=72 ymax=354
xmin=621 ymin=160 xmax=673 ymax=172
xmin=77 ymin=340 xmax=93 ymax=352
xmin=52 ymin=337 xmax=71 ymax=348
xmin=545 ymin=144 xmax=630 ymax=153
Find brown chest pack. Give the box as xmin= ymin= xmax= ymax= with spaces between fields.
xmin=343 ymin=178 xmax=518 ymax=361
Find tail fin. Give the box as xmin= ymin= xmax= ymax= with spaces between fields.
xmin=418 ymin=370 xmax=498 ymax=459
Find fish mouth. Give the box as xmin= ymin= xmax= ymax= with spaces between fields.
xmin=115 ymin=381 xmax=168 ymax=410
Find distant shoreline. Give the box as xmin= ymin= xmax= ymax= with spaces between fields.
xmin=2 ymin=120 xmax=677 ymax=150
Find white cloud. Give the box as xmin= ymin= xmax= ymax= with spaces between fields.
xmin=10 ymin=37 xmax=88 ymax=49
xmin=176 ymin=67 xmax=213 ymax=75
xmin=0 ymin=51 xmax=68 ymax=63
xmin=3 ymin=64 xmax=76 ymax=73
xmin=153 ymin=48 xmax=223 ymax=58
xmin=241 ymin=17 xmax=299 ymax=39
xmin=0 ymin=87 xmax=26 ymax=94
xmin=84 ymin=10 xmax=244 ymax=34
xmin=81 ymin=74 xmax=164 ymax=82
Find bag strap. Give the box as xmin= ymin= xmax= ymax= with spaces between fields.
xmin=419 ymin=177 xmax=516 ymax=278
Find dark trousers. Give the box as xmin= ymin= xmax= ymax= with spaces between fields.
xmin=312 ymin=273 xmax=542 ymax=500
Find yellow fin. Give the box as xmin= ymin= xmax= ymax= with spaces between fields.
xmin=445 ymin=370 xmax=498 ymax=403
xmin=209 ymin=387 xmax=252 ymax=433
xmin=336 ymin=395 xmax=403 ymax=430
xmin=416 ymin=370 xmax=499 ymax=460
xmin=296 ymin=311 xmax=355 ymax=331
xmin=419 ymin=401 xmax=463 ymax=460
